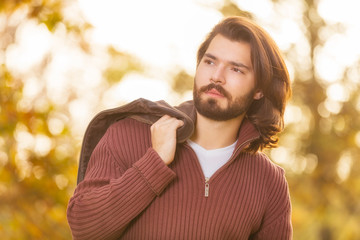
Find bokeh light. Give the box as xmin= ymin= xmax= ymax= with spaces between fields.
xmin=1 ymin=0 xmax=360 ymax=239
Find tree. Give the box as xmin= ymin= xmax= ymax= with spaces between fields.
xmin=286 ymin=0 xmax=360 ymax=238
xmin=0 ymin=0 xmax=142 ymax=239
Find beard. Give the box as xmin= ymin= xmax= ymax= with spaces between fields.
xmin=193 ymin=82 xmax=254 ymax=121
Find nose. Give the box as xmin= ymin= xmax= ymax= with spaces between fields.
xmin=210 ymin=65 xmax=226 ymax=84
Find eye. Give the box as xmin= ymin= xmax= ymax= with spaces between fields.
xmin=232 ymin=67 xmax=244 ymax=74
xmin=204 ymin=59 xmax=214 ymax=65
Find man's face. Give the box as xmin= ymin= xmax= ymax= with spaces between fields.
xmin=193 ymin=34 xmax=258 ymax=121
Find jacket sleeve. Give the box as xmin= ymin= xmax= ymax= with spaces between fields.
xmin=67 ymin=122 xmax=176 ymax=240
xmin=250 ymin=160 xmax=293 ymax=240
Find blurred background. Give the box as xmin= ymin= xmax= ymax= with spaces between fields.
xmin=1 ymin=0 xmax=359 ymax=239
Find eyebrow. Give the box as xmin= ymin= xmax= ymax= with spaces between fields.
xmin=204 ymin=53 xmax=251 ymax=70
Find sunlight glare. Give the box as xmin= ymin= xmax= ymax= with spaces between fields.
xmin=336 ymin=151 xmax=352 ymax=182
xmin=33 ymin=166 xmax=45 ymax=180
xmin=78 ymin=0 xmax=221 ymax=72
xmin=68 ymin=99 xmax=93 ymax=136
xmin=0 ymin=49 xmax=5 ymax=65
xmin=23 ymin=77 xmax=43 ymax=99
xmin=14 ymin=123 xmax=34 ymax=151
xmin=48 ymin=117 xmax=65 ymax=136
xmin=333 ymin=116 xmax=346 ymax=135
xmin=54 ymin=174 xmax=69 ymax=190
xmin=355 ymin=132 xmax=360 ymax=148
xmin=304 ymin=154 xmax=318 ymax=174
xmin=55 ymin=144 xmax=74 ymax=161
xmin=0 ymin=183 xmax=6 ymax=196
xmin=356 ymin=96 xmax=360 ymax=112
xmin=34 ymin=134 xmax=53 ymax=157
xmin=284 ymin=104 xmax=303 ymax=124
xmin=292 ymin=156 xmax=307 ymax=174
xmin=285 ymin=105 xmax=312 ymax=134
xmin=15 ymin=151 xmax=32 ymax=181
xmin=0 ymin=151 xmax=8 ymax=167
xmin=271 ymin=146 xmax=290 ymax=165
xmin=314 ymin=46 xmax=343 ymax=83
xmin=326 ymin=83 xmax=349 ymax=102
xmin=275 ymin=19 xmax=302 ymax=50
xmin=324 ymin=98 xmax=342 ymax=114
xmin=102 ymin=73 xmax=173 ymax=108
xmin=5 ymin=20 xmax=52 ymax=74
xmin=317 ymin=0 xmax=360 ymax=85
xmin=317 ymin=102 xmax=330 ymax=118
xmin=235 ymin=0 xmax=273 ymax=20
xmin=318 ymin=0 xmax=360 ymax=25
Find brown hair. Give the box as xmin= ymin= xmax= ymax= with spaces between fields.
xmin=197 ymin=16 xmax=292 ymax=152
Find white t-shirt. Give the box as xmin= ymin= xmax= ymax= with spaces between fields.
xmin=187 ymin=140 xmax=237 ymax=178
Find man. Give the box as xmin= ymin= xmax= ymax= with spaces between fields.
xmin=67 ymin=16 xmax=292 ymax=239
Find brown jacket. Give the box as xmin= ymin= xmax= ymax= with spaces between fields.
xmin=77 ymin=98 xmax=197 ymax=184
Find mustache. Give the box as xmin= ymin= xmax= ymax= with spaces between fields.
xmin=198 ymin=83 xmax=231 ymax=99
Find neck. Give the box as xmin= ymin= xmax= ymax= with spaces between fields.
xmin=190 ymin=112 xmax=245 ymax=150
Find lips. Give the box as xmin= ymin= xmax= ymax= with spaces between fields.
xmin=198 ymin=83 xmax=230 ymax=99
xmin=206 ymin=88 xmax=224 ymax=97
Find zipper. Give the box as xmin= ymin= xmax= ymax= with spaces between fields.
xmin=203 ymin=136 xmax=259 ymax=198
xmin=185 ymin=135 xmax=259 ymax=198
xmin=204 ymin=177 xmax=210 ymax=197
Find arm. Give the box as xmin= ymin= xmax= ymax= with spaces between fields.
xmin=250 ymin=163 xmax=293 ymax=240
xmin=67 ymin=120 xmax=177 ymax=240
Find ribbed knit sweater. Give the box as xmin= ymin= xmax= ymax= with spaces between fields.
xmin=67 ymin=118 xmax=292 ymax=240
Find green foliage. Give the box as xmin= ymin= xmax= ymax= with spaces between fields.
xmin=0 ymin=0 xmax=146 ymax=238
xmin=0 ymin=0 xmax=32 ymax=13
xmin=104 ymin=47 xmax=143 ymax=84
xmin=0 ymin=53 xmax=77 ymax=239
xmin=0 ymin=0 xmax=83 ymax=239
xmin=171 ymin=70 xmax=194 ymax=95
xmin=284 ymin=1 xmax=360 ymax=238
xmin=218 ymin=0 xmax=253 ymax=18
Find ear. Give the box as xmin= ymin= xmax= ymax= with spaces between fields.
xmin=253 ymin=90 xmax=264 ymax=100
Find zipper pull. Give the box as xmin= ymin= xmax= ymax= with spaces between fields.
xmin=204 ymin=177 xmax=210 ymax=197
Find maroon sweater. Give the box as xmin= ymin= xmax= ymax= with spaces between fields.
xmin=67 ymin=118 xmax=292 ymax=239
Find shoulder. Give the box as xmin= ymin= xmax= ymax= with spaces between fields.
xmin=252 ymin=151 xmax=290 ymax=207
xmin=242 ymin=151 xmax=289 ymax=198
xmin=107 ymin=118 xmax=151 ymax=141
xmin=109 ymin=117 xmax=150 ymax=129
xmin=104 ymin=118 xmax=152 ymax=161
xmin=244 ymin=151 xmax=285 ymax=178
xmin=257 ymin=152 xmax=285 ymax=175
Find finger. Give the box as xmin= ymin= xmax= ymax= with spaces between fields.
xmin=157 ymin=115 xmax=171 ymax=122
xmin=164 ymin=118 xmax=184 ymax=129
xmin=151 ymin=115 xmax=183 ymax=131
xmin=154 ymin=115 xmax=181 ymax=125
xmin=176 ymin=119 xmax=184 ymax=128
xmin=151 ymin=115 xmax=168 ymax=128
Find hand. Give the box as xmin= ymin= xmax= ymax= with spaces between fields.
xmin=150 ymin=115 xmax=184 ymax=165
